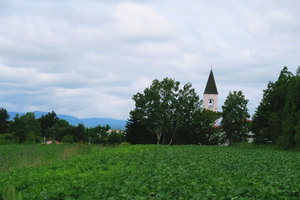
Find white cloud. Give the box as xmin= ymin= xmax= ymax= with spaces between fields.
xmin=112 ymin=2 xmax=175 ymax=40
xmin=128 ymin=42 xmax=179 ymax=57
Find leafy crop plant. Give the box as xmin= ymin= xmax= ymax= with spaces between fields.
xmin=0 ymin=145 xmax=299 ymax=199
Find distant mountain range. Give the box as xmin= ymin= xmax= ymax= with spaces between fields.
xmin=8 ymin=111 xmax=127 ymax=130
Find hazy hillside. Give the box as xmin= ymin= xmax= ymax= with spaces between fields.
xmin=8 ymin=111 xmax=126 ymax=129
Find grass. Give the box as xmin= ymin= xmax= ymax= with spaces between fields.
xmin=0 ymin=144 xmax=299 ymax=199
xmin=0 ymin=144 xmax=105 ymax=173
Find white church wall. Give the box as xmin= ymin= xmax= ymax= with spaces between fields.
xmin=204 ymin=94 xmax=218 ymax=112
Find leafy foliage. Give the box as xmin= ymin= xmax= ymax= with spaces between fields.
xmin=0 ymin=145 xmax=299 ymax=199
xmin=252 ymin=66 xmax=300 ymax=148
xmin=107 ymin=130 xmax=125 ymax=145
xmin=0 ymin=109 xmax=121 ymax=144
xmin=126 ymin=77 xmax=220 ymax=145
xmin=86 ymin=125 xmax=110 ymax=144
xmin=0 ymin=108 xmax=9 ymax=134
xmin=221 ymin=91 xmax=250 ymax=145
xmin=46 ymin=119 xmax=70 ymax=141
xmin=9 ymin=113 xmax=42 ymax=143
xmin=38 ymin=111 xmax=59 ymax=137
xmin=191 ymin=109 xmax=221 ymax=145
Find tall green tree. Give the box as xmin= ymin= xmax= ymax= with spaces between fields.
xmin=251 ymin=82 xmax=275 ymax=144
xmin=9 ymin=114 xmax=26 ymax=142
xmin=127 ymin=78 xmax=206 ymax=145
xmin=45 ymin=119 xmax=70 ymax=141
xmin=125 ymin=112 xmax=156 ymax=144
xmin=221 ymin=91 xmax=250 ymax=145
xmin=71 ymin=123 xmax=86 ymax=142
xmin=0 ymin=108 xmax=9 ymax=134
xmin=39 ymin=111 xmax=59 ymax=137
xmin=192 ymin=109 xmax=221 ymax=145
xmin=280 ymin=66 xmax=300 ymax=148
xmin=252 ymin=67 xmax=293 ymax=146
xmin=295 ymin=66 xmax=300 ymax=148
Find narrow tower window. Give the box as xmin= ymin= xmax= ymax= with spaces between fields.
xmin=208 ymin=99 xmax=214 ymax=108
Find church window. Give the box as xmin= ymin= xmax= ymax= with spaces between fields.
xmin=208 ymin=99 xmax=214 ymax=108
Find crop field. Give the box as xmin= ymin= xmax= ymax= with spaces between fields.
xmin=0 ymin=144 xmax=299 ymax=200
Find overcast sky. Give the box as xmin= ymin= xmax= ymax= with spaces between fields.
xmin=0 ymin=0 xmax=299 ymax=120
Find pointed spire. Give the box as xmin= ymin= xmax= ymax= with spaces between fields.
xmin=204 ymin=69 xmax=218 ymax=94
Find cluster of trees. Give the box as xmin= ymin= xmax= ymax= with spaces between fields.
xmin=126 ymin=78 xmax=250 ymax=145
xmin=252 ymin=66 xmax=300 ymax=149
xmin=0 ymin=110 xmax=124 ymax=144
xmin=3 ymin=67 xmax=298 ymax=148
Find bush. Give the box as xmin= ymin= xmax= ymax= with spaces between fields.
xmin=0 ymin=133 xmax=15 ymax=144
xmin=118 ymin=142 xmax=130 ymax=147
xmin=294 ymin=133 xmax=300 ymax=149
xmin=62 ymin=135 xmax=74 ymax=143
xmin=108 ymin=131 xmax=125 ymax=145
xmin=26 ymin=132 xmax=38 ymax=143
xmin=276 ymin=135 xmax=290 ymax=149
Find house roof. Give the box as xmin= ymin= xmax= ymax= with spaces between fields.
xmin=204 ymin=69 xmax=218 ymax=94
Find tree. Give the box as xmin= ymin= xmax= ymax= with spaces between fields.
xmin=125 ymin=111 xmax=156 ymax=144
xmin=296 ymin=66 xmax=300 ymax=77
xmin=173 ymin=83 xmax=205 ymax=144
xmin=0 ymin=108 xmax=9 ymax=133
xmin=108 ymin=130 xmax=124 ymax=144
xmin=252 ymin=67 xmax=293 ymax=145
xmin=45 ymin=119 xmax=70 ymax=141
xmin=192 ymin=109 xmax=222 ymax=145
xmin=251 ymin=82 xmax=275 ymax=144
xmin=252 ymin=66 xmax=300 ymax=149
xmin=87 ymin=125 xmax=110 ymax=144
xmin=127 ymin=78 xmax=204 ymax=145
xmin=280 ymin=68 xmax=300 ymax=148
xmin=9 ymin=113 xmax=42 ymax=142
xmin=221 ymin=91 xmax=250 ymax=145
xmin=9 ymin=114 xmax=26 ymax=142
xmin=39 ymin=111 xmax=59 ymax=137
xmin=71 ymin=123 xmax=86 ymax=142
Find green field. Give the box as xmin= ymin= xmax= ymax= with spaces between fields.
xmin=0 ymin=144 xmax=299 ymax=199
xmin=0 ymin=144 xmax=105 ymax=173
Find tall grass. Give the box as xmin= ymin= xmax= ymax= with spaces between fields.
xmin=2 ymin=186 xmax=17 ymax=200
xmin=0 ymin=144 xmax=105 ymax=173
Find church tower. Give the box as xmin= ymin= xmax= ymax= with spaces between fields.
xmin=204 ymin=69 xmax=218 ymax=112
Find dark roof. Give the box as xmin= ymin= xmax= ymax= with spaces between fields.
xmin=204 ymin=69 xmax=218 ymax=94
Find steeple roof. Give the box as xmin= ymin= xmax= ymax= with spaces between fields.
xmin=204 ymin=69 xmax=218 ymax=94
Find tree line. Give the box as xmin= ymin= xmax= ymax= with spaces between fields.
xmin=252 ymin=66 xmax=300 ymax=149
xmin=0 ymin=110 xmax=125 ymax=145
xmin=125 ymin=78 xmax=250 ymax=145
xmin=1 ymin=66 xmax=299 ymax=148
xmin=126 ymin=66 xmax=300 ymax=149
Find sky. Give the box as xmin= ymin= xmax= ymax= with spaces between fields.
xmin=0 ymin=0 xmax=300 ymax=120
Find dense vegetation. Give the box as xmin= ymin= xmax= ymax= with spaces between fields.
xmin=126 ymin=67 xmax=300 ymax=149
xmin=0 ymin=144 xmax=299 ymax=199
xmin=1 ymin=66 xmax=300 ymax=149
xmin=252 ymin=66 xmax=300 ymax=149
xmin=126 ymin=78 xmax=221 ymax=145
xmin=0 ymin=144 xmax=105 ymax=173
xmin=0 ymin=67 xmax=300 ymax=199
xmin=0 ymin=111 xmax=125 ymax=145
xmin=221 ymin=91 xmax=250 ymax=145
